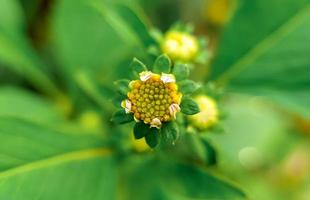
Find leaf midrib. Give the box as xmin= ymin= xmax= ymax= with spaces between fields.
xmin=0 ymin=148 xmax=112 ymax=180
xmin=217 ymin=4 xmax=310 ymax=86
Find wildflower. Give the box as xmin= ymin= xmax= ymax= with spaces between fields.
xmin=123 ymin=71 xmax=181 ymax=129
xmin=188 ymin=95 xmax=219 ymax=130
xmin=112 ymin=55 xmax=200 ymax=148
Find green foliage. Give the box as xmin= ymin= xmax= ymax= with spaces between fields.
xmin=130 ymin=57 xmax=148 ymax=78
xmin=179 ymin=80 xmax=200 ymax=94
xmin=1 ymin=0 xmax=309 ymax=199
xmin=173 ymin=63 xmax=190 ymax=81
xmin=111 ymin=110 xmax=134 ymax=124
xmin=152 ymin=54 xmax=171 ymax=73
xmin=133 ymin=122 xmax=149 ymax=139
xmin=180 ymin=97 xmax=200 ymax=115
xmin=161 ymin=121 xmax=179 ymax=145
xmin=114 ymin=79 xmax=130 ymax=96
xmin=145 ymin=128 xmax=159 ymax=148
xmin=210 ymin=0 xmax=310 ymax=118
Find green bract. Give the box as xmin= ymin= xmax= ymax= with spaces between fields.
xmin=111 ymin=54 xmax=200 ymax=148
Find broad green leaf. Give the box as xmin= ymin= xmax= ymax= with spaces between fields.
xmin=52 ymin=0 xmax=150 ymax=80
xmin=210 ymin=0 xmax=310 ymax=118
xmin=0 ymin=117 xmax=116 ymax=199
xmin=180 ymin=97 xmax=200 ymax=115
xmin=0 ymin=0 xmax=24 ymax=33
xmin=123 ymin=159 xmax=246 ymax=200
xmin=0 ymin=0 xmax=60 ymax=96
xmin=0 ymin=86 xmax=64 ymax=125
xmin=111 ymin=109 xmax=134 ymax=124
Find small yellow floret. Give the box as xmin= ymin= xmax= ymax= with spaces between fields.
xmin=126 ymin=72 xmax=182 ymax=125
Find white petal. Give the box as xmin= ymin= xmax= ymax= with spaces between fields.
xmin=150 ymin=118 xmax=162 ymax=129
xmin=139 ymin=71 xmax=153 ymax=82
xmin=121 ymin=99 xmax=132 ymax=113
xmin=161 ymin=73 xmax=175 ymax=83
xmin=169 ymin=103 xmax=180 ymax=119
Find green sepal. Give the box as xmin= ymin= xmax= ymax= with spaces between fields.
xmin=179 ymin=80 xmax=200 ymax=94
xmin=133 ymin=122 xmax=149 ymax=139
xmin=111 ymin=94 xmax=126 ymax=107
xmin=153 ymin=54 xmax=171 ymax=73
xmin=180 ymin=96 xmax=200 ymax=115
xmin=130 ymin=57 xmax=148 ymax=78
xmin=111 ymin=109 xmax=134 ymax=124
xmin=145 ymin=128 xmax=159 ymax=148
xmin=173 ymin=63 xmax=190 ymax=81
xmin=161 ymin=121 xmax=179 ymax=145
xmin=114 ymin=79 xmax=130 ymax=96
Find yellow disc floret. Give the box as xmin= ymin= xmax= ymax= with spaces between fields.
xmin=188 ymin=95 xmax=219 ymax=130
xmin=161 ymin=31 xmax=199 ymax=61
xmin=122 ymin=71 xmax=182 ymax=129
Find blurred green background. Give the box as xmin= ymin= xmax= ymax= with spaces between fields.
xmin=0 ymin=0 xmax=309 ymax=199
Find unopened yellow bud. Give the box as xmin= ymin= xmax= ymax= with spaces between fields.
xmin=188 ymin=95 xmax=219 ymax=130
xmin=161 ymin=31 xmax=199 ymax=61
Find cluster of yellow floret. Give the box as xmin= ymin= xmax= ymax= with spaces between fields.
xmin=122 ymin=72 xmax=182 ymax=129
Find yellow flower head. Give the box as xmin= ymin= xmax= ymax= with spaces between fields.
xmin=161 ymin=31 xmax=199 ymax=61
xmin=188 ymin=95 xmax=219 ymax=130
xmin=122 ymin=71 xmax=182 ymax=129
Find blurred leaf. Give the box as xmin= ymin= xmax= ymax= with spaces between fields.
xmin=0 ymin=1 xmax=60 ymax=96
xmin=0 ymin=86 xmax=64 ymax=125
xmin=210 ymin=0 xmax=310 ymax=118
xmin=124 ymin=159 xmax=246 ymax=200
xmin=52 ymin=0 xmax=150 ymax=80
xmin=0 ymin=117 xmax=116 ymax=199
xmin=0 ymin=0 xmax=24 ymax=33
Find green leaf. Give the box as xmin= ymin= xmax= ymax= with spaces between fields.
xmin=180 ymin=97 xmax=200 ymax=115
xmin=145 ymin=128 xmax=159 ymax=148
xmin=178 ymin=80 xmax=200 ymax=94
xmin=114 ymin=79 xmax=130 ymax=96
xmin=210 ymin=0 xmax=310 ymax=118
xmin=133 ymin=122 xmax=149 ymax=139
xmin=124 ymin=159 xmax=246 ymax=200
xmin=153 ymin=54 xmax=171 ymax=73
xmin=0 ymin=0 xmax=60 ymax=96
xmin=0 ymin=0 xmax=24 ymax=33
xmin=173 ymin=63 xmax=190 ymax=81
xmin=51 ymin=0 xmax=150 ymax=87
xmin=161 ymin=121 xmax=179 ymax=145
xmin=130 ymin=57 xmax=147 ymax=78
xmin=0 ymin=117 xmax=116 ymax=199
xmin=111 ymin=109 xmax=134 ymax=124
xmin=0 ymin=86 xmax=64 ymax=125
